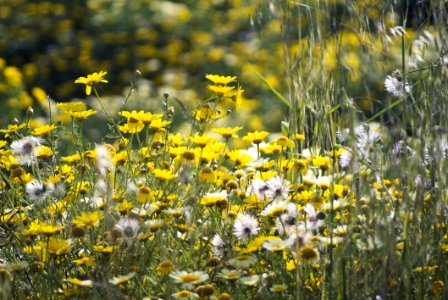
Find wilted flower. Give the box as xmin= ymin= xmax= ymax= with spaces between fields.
xmin=10 ymin=136 xmax=43 ymax=165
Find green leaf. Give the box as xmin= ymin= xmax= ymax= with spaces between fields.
xmin=367 ymin=99 xmax=403 ymax=123
xmin=252 ymin=68 xmax=292 ymax=109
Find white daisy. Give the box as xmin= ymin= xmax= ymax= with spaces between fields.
xmin=339 ymin=148 xmax=354 ymax=169
xmin=265 ymin=176 xmax=290 ymax=201
xmin=169 ymin=270 xmax=209 ymax=289
xmin=211 ymin=233 xmax=226 ymax=257
xmin=233 ymin=213 xmax=259 ymax=240
xmin=263 ymin=239 xmax=294 ymax=252
xmin=247 ymin=179 xmax=268 ymax=201
xmin=95 ymin=144 xmax=115 ymax=176
xmin=26 ymin=180 xmax=49 ymax=204
xmin=260 ymin=200 xmax=288 ymax=218
xmin=385 ymin=75 xmax=412 ymax=97
xmin=276 ymin=203 xmax=299 ymax=235
xmin=115 ymin=218 xmax=140 ymax=239
xmin=304 ymin=203 xmax=325 ymax=232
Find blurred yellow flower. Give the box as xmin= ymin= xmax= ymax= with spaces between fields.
xmin=207 ymin=85 xmax=235 ymax=96
xmin=73 ymin=211 xmax=103 ymax=228
xmin=68 ymin=278 xmax=93 ymax=287
xmin=243 ymin=131 xmax=269 ymax=144
xmin=38 ymin=237 xmax=70 ymax=255
xmin=32 ymin=124 xmax=58 ymax=136
xmin=57 ymin=101 xmax=87 ymax=113
xmin=205 ymin=74 xmax=237 ymax=85
xmin=153 ymin=168 xmax=176 ymax=181
xmin=0 ymin=123 xmax=26 ymax=138
xmin=212 ymin=126 xmax=243 ymax=139
xmin=149 ymin=119 xmax=171 ymax=130
xmin=118 ymin=122 xmax=145 ymax=134
xmin=68 ymin=109 xmax=97 ymax=121
xmin=74 ymin=71 xmax=108 ymax=95
xmin=21 ymin=220 xmax=63 ymax=236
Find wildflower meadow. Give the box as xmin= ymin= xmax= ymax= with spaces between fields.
xmin=0 ymin=1 xmax=447 ymax=299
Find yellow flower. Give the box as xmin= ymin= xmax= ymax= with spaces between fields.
xmin=149 ymin=119 xmax=172 ymax=130
xmin=61 ymin=153 xmax=82 ymax=164
xmin=243 ymin=131 xmax=269 ymax=144
xmin=157 ymin=260 xmax=175 ymax=275
xmin=205 ymin=74 xmax=237 ymax=85
xmin=312 ymin=156 xmax=332 ymax=171
xmin=36 ymin=146 xmax=53 ymax=159
xmin=200 ymin=191 xmax=228 ymax=208
xmin=194 ymin=104 xmax=221 ymax=121
xmin=153 ymin=168 xmax=176 ymax=181
xmin=298 ymin=246 xmax=320 ymax=262
xmin=212 ymin=126 xmax=243 ymax=139
xmin=207 ymin=85 xmax=235 ymax=96
xmin=68 ymin=109 xmax=97 ymax=121
xmin=231 ymin=86 xmax=244 ymax=111
xmin=119 ymin=110 xmax=145 ymax=123
xmin=115 ymin=199 xmax=134 ymax=214
xmin=118 ymin=122 xmax=145 ymax=134
xmin=109 ymin=272 xmax=136 ymax=285
xmin=56 ymin=101 xmax=87 ymax=113
xmin=275 ymin=136 xmax=295 ymax=148
xmin=113 ymin=151 xmax=128 ymax=166
xmin=68 ymin=278 xmax=93 ymax=287
xmin=72 ymin=211 xmax=103 ymax=228
xmin=294 ymin=133 xmax=305 ymax=141
xmin=226 ymin=150 xmax=253 ymax=167
xmin=0 ymin=123 xmax=26 ymax=138
xmin=74 ymin=71 xmax=108 ymax=95
xmin=93 ymin=244 xmax=115 ymax=254
xmin=21 ymin=220 xmax=63 ymax=236
xmin=198 ymin=166 xmax=216 ymax=183
xmin=38 ymin=237 xmax=70 ymax=255
xmin=32 ymin=124 xmax=58 ymax=136
xmin=73 ymin=256 xmax=95 ymax=267
xmin=141 ymin=112 xmax=164 ymax=125
xmin=189 ymin=134 xmax=216 ymax=148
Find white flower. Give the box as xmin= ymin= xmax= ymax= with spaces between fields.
xmin=247 ymin=179 xmax=268 ymax=201
xmin=26 ymin=180 xmax=49 ymax=204
xmin=227 ymin=255 xmax=256 ymax=269
xmin=276 ymin=203 xmax=299 ymax=235
xmin=260 ymin=200 xmax=288 ymax=218
xmin=211 ymin=233 xmax=225 ymax=257
xmin=265 ymin=176 xmax=290 ymax=201
xmin=339 ymin=148 xmax=354 ymax=169
xmin=10 ymin=136 xmax=43 ymax=166
xmin=115 ymin=218 xmax=140 ymax=239
xmin=169 ymin=270 xmax=209 ymax=289
xmin=95 ymin=144 xmax=115 ymax=176
xmin=304 ymin=203 xmax=325 ymax=232
xmin=385 ymin=75 xmax=411 ymax=97
xmin=233 ymin=213 xmax=259 ymax=240
xmin=263 ymin=239 xmax=294 ymax=252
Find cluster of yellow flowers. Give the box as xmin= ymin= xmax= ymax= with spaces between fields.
xmin=0 ymin=71 xmax=446 ymax=299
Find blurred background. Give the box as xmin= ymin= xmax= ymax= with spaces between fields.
xmin=0 ymin=0 xmax=442 ymax=134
